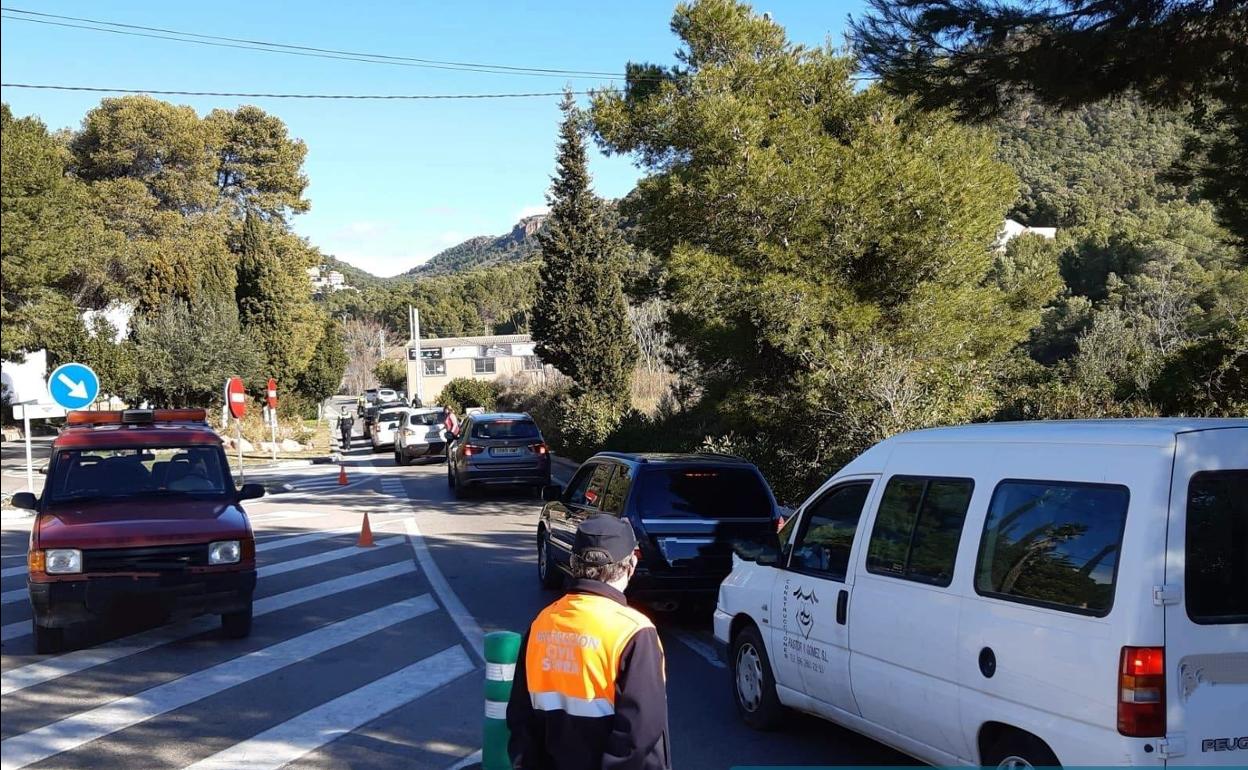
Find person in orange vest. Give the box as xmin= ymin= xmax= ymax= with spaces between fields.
xmin=507 ymin=515 xmax=670 ymax=770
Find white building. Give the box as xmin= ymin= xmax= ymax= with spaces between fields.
xmin=399 ymin=334 xmax=549 ymax=403
xmin=996 ymin=218 xmax=1057 ymax=251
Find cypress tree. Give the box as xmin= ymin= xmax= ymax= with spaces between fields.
xmin=531 ymin=92 xmax=637 ymax=403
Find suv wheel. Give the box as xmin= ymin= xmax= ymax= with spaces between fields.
xmin=731 ymin=625 xmax=785 ymax=730
xmin=33 ymin=621 xmax=64 ymax=654
xmin=984 ymin=733 xmax=1060 ymax=769
xmin=395 ymin=449 xmax=409 ymax=466
xmin=537 ymin=530 xmax=562 ymax=589
xmin=221 ymin=605 xmax=253 ymax=639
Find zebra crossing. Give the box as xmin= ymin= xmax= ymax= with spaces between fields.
xmin=0 ymin=494 xmax=482 ymax=770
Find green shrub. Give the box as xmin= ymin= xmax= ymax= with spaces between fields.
xmin=558 ymin=392 xmax=625 ymax=461
xmin=436 ymin=378 xmax=500 ymax=414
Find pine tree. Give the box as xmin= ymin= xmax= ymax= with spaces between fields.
xmin=531 ymin=92 xmax=638 ymax=403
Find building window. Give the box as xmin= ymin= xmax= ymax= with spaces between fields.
xmin=423 ymin=360 xmax=446 ymax=376
xmin=522 ymin=355 xmax=542 ymax=371
xmin=473 ymin=358 xmax=496 ymax=375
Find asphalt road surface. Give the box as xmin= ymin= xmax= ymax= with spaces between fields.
xmin=0 ymin=420 xmax=912 ymax=769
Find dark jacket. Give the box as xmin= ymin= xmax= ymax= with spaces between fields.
xmin=507 ymin=580 xmax=671 ymax=770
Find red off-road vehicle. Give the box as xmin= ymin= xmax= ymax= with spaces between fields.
xmin=12 ymin=409 xmax=263 ymax=653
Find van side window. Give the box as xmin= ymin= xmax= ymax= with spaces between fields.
xmin=599 ymin=464 xmax=632 ymax=515
xmin=866 ymin=476 xmax=973 ymax=587
xmin=1186 ymin=470 xmax=1247 ymax=625
xmin=789 ymin=483 xmax=871 ymax=580
xmin=974 ymin=479 xmax=1129 ymax=616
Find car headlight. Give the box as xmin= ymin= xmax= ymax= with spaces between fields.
xmin=45 ymin=549 xmax=82 ymax=575
xmin=208 ymin=540 xmax=241 ymax=565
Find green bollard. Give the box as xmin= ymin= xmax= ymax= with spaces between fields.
xmin=483 ymin=630 xmax=522 ymax=770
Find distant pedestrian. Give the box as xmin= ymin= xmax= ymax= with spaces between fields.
xmin=442 ymin=406 xmax=460 ymax=440
xmin=338 ymin=410 xmax=355 ymax=451
xmin=507 ymin=515 xmax=671 ymax=770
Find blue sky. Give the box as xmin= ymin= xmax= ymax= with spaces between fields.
xmin=1 ymin=1 xmax=864 ymax=276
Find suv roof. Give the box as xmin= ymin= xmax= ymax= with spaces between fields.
xmin=55 ymin=411 xmax=221 ymax=450
xmin=468 ymin=412 xmax=534 ymax=421
xmin=591 ymin=451 xmax=753 ymax=466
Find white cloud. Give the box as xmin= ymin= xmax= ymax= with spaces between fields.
xmin=515 ymin=204 xmax=549 ymax=221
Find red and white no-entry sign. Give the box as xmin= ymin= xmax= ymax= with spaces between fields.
xmin=225 ymin=376 xmax=246 ymax=419
xmin=265 ymin=378 xmax=278 ymax=410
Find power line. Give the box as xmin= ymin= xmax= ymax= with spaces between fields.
xmin=0 ymin=83 xmax=587 ymax=100
xmin=1 ymin=7 xmax=634 ymax=80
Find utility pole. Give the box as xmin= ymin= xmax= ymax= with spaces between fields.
xmin=408 ymin=305 xmax=424 ymax=407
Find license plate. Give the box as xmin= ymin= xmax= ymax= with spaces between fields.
xmin=491 ymin=447 xmax=521 ymax=456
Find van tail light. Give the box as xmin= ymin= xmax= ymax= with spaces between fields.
xmin=529 ymin=442 xmax=548 ymax=455
xmin=776 ymin=516 xmax=786 ymax=532
xmin=1118 ymin=646 xmax=1165 ymax=737
xmin=463 ymin=444 xmax=484 ymax=457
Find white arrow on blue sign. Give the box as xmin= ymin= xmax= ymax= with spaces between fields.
xmin=47 ymin=362 xmax=100 ymax=410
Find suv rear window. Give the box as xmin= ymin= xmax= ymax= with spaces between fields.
xmin=635 ymin=467 xmax=772 ymax=520
xmin=470 ymin=419 xmax=540 ymax=439
xmin=50 ymin=446 xmax=229 ymax=502
xmin=1186 ymin=470 xmax=1247 ymax=625
xmin=975 ymin=480 xmax=1129 ymax=616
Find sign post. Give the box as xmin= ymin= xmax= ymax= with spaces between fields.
xmin=34 ymin=363 xmax=102 ymax=496
xmin=266 ymin=379 xmax=279 ymax=461
xmin=225 ymin=377 xmax=246 ymax=482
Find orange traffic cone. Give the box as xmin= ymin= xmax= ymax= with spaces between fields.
xmin=357 ymin=512 xmax=374 ymax=547
xmin=338 ymin=465 xmax=348 ymax=486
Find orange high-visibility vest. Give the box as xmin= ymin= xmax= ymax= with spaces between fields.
xmin=524 ymin=592 xmax=659 ymax=717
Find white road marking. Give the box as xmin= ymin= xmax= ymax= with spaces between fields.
xmin=670 ymin=629 xmax=726 ymax=670
xmin=0 ymin=561 xmax=417 ymax=691
xmin=257 ymin=536 xmax=404 ymax=578
xmin=446 ymin=749 xmax=484 ymax=770
xmin=403 ymin=519 xmax=485 ymax=664
xmin=0 ymin=596 xmax=437 ymax=770
xmin=1 ymin=585 xmax=26 ymax=604
xmin=248 ymin=510 xmax=334 ymax=521
xmin=184 ymin=645 xmax=475 ymax=770
xmin=2 ymin=563 xmax=27 ymax=578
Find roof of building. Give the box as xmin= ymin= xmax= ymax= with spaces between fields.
xmin=419 ymin=334 xmax=530 ymax=349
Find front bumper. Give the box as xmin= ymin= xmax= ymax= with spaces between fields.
xmin=29 ymin=569 xmax=256 ymax=629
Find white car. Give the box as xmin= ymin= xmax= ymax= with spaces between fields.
xmin=715 ymin=419 xmax=1246 ymax=768
xmin=369 ymin=405 xmax=409 ymax=451
xmin=376 ymin=388 xmax=399 ymax=403
xmin=394 ymin=408 xmax=448 ymax=465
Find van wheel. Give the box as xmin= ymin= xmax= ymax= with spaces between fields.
xmin=221 ymin=606 xmax=253 ymax=639
xmin=33 ymin=622 xmax=64 ymax=654
xmin=984 ymin=732 xmax=1060 ymax=769
xmin=731 ymin=625 xmax=785 ymax=730
xmin=537 ymin=530 xmax=562 ymax=589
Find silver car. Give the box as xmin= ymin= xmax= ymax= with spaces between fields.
xmin=447 ymin=413 xmax=551 ymax=498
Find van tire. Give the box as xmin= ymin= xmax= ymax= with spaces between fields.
xmin=730 ymin=625 xmax=785 ymax=730
xmin=33 ymin=622 xmax=64 ymax=654
xmin=221 ymin=606 xmax=253 ymax=639
xmin=983 ymin=731 xmax=1060 ymax=768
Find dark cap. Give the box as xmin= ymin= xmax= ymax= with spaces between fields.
xmin=573 ymin=514 xmax=637 ymax=565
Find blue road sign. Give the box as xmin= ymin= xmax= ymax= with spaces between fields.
xmin=47 ymin=362 xmax=100 ymax=410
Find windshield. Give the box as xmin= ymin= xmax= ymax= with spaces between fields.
xmin=636 ymin=467 xmax=773 ymax=520
xmin=49 ymin=446 xmax=230 ymax=502
xmin=470 ymin=420 xmax=540 ymax=439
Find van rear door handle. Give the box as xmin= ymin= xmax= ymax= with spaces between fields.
xmin=836 ymin=589 xmax=848 ymax=625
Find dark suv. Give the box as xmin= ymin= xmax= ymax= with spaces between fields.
xmin=447 ymin=412 xmax=551 ymax=497
xmin=536 ymin=452 xmax=781 ymax=610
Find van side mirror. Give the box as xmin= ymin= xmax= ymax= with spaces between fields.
xmin=11 ymin=492 xmax=38 ymax=511
xmin=237 ymin=483 xmax=266 ymax=501
xmin=541 ymin=484 xmax=564 ymax=502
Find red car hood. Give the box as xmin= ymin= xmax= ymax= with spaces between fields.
xmin=36 ymin=498 xmax=252 ymax=550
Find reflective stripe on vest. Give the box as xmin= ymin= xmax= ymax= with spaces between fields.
xmin=525 ymin=592 xmax=654 ymax=711
xmin=530 ymin=690 xmax=615 ymax=717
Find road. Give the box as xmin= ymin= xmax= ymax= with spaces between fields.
xmin=0 ymin=413 xmax=911 ymax=769
xmin=0 ymin=437 xmax=52 ymax=500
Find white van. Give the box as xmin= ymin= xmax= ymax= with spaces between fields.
xmin=714 ymin=419 xmax=1246 ymax=767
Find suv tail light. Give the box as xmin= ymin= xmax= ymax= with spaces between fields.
xmin=528 ymin=442 xmax=548 ymax=455
xmin=463 ymin=444 xmax=484 ymax=457
xmin=1118 ymin=646 xmax=1165 ymax=737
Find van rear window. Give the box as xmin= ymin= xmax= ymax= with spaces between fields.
xmin=1186 ymin=470 xmax=1247 ymax=625
xmin=975 ymin=480 xmax=1129 ymax=616
xmin=635 ymin=467 xmax=772 ymax=520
